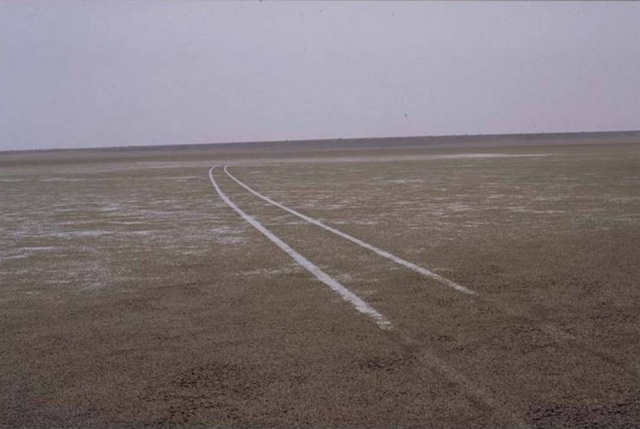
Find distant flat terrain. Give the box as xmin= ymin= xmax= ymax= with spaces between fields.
xmin=1 ymin=135 xmax=639 ymax=428
xmin=2 ymin=131 xmax=639 ymax=165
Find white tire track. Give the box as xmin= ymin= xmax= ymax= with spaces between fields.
xmin=213 ymin=163 xmax=637 ymax=423
xmin=224 ymin=165 xmax=579 ymax=342
xmin=224 ymin=165 xmax=475 ymax=295
xmin=224 ymin=164 xmax=640 ymax=380
xmin=208 ymin=166 xmax=392 ymax=330
xmin=210 ymin=165 xmax=526 ymax=426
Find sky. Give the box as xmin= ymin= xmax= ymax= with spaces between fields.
xmin=1 ymin=1 xmax=639 ymax=150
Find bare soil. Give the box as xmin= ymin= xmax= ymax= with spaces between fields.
xmin=1 ymin=135 xmax=639 ymax=428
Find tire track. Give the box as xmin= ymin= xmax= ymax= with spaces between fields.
xmin=224 ymin=164 xmax=640 ymax=380
xmin=208 ymin=165 xmax=527 ymax=428
xmin=225 ymin=165 xmax=474 ymax=295
xmin=208 ymin=166 xmax=391 ymax=329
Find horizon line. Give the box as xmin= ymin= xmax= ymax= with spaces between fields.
xmin=2 ymin=129 xmax=639 ymax=155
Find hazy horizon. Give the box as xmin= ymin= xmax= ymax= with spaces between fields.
xmin=2 ymin=1 xmax=639 ymax=151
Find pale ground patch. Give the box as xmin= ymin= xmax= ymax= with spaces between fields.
xmin=237 ymin=264 xmax=304 ymax=277
xmin=39 ymin=177 xmax=89 ymax=182
xmin=386 ymin=179 xmax=424 ymax=184
xmin=0 ymin=164 xmax=252 ymax=293
xmin=332 ymin=220 xmax=379 ymax=226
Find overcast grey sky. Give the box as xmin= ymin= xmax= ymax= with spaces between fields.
xmin=1 ymin=1 xmax=639 ymax=150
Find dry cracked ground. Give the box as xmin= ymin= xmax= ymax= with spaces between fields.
xmin=1 ymin=139 xmax=639 ymax=428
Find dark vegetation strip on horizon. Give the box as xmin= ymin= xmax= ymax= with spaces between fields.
xmin=2 ymin=130 xmax=639 ymax=156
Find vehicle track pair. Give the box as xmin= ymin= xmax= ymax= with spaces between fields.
xmin=208 ymin=165 xmax=525 ymax=426
xmin=207 ymin=164 xmax=638 ymax=427
xmin=211 ymin=165 xmax=639 ymax=376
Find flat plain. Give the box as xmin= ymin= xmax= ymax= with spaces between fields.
xmin=1 ymin=134 xmax=639 ymax=428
